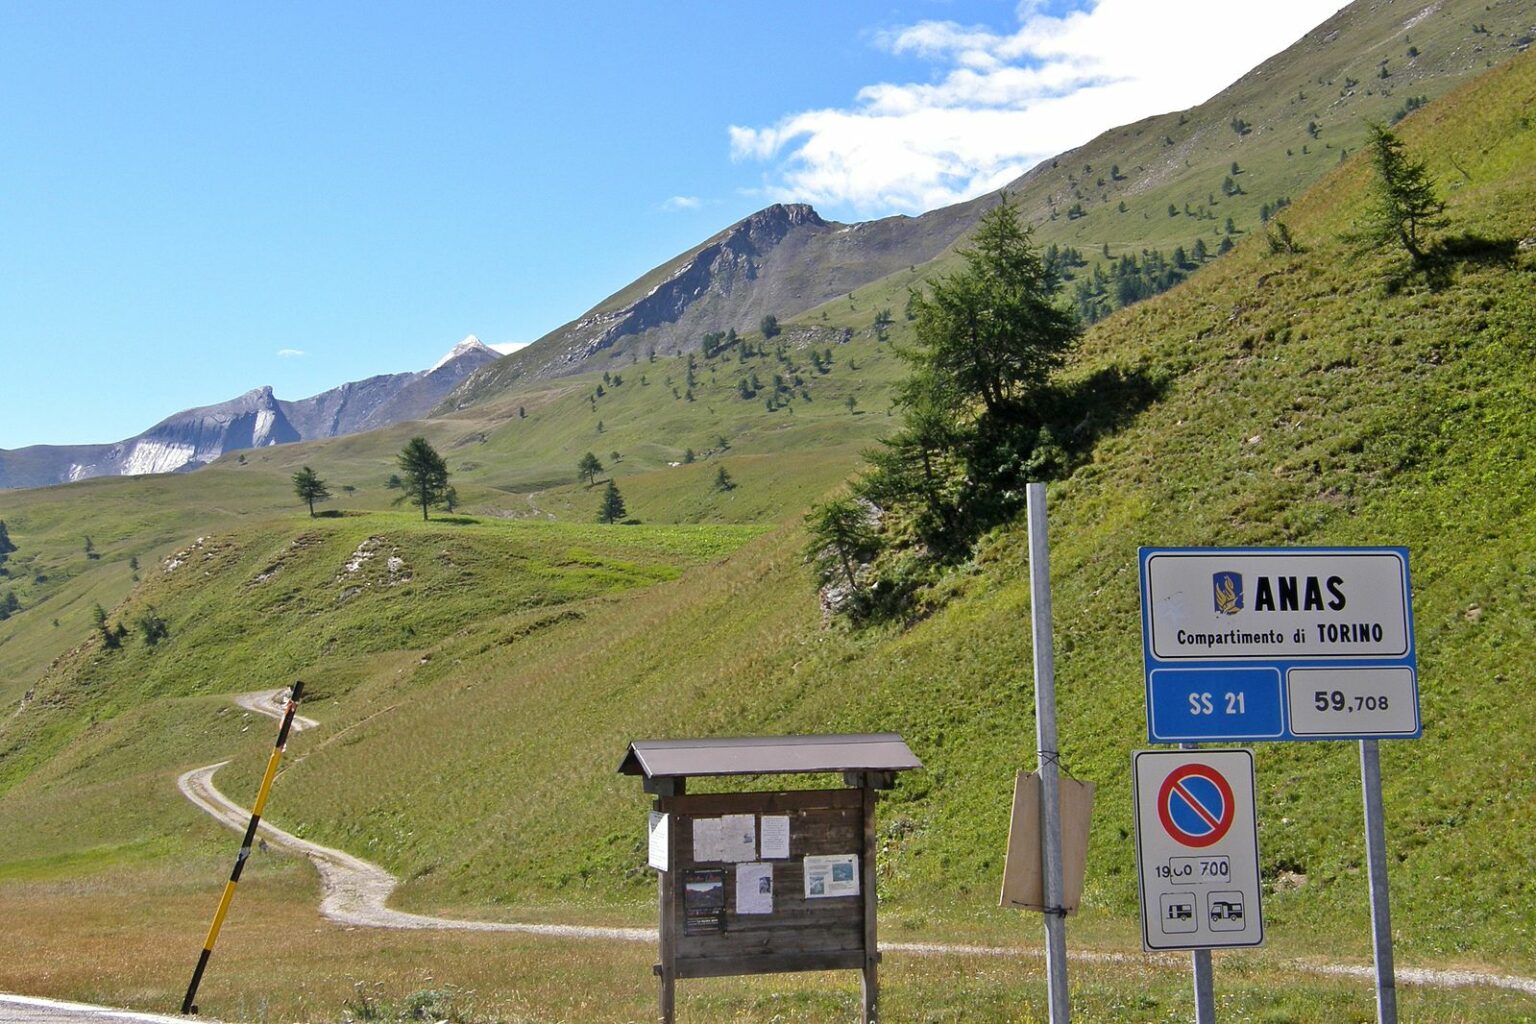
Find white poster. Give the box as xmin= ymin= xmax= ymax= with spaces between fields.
xmin=718 ymin=813 xmax=758 ymax=863
xmin=648 ymin=811 xmax=669 ymax=872
xmin=736 ymin=862 xmax=774 ymax=914
xmin=759 ymin=815 xmax=790 ymax=859
xmin=803 ymin=853 xmax=860 ymax=898
xmin=692 ymin=818 xmax=722 ymax=862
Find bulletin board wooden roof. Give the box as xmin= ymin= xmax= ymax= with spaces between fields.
xmin=618 ymin=734 xmax=922 ymax=780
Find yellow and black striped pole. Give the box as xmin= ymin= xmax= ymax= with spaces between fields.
xmin=181 ymin=680 xmax=305 ymax=1015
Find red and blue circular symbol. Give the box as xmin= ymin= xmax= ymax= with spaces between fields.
xmin=1157 ymin=763 xmax=1236 ymax=848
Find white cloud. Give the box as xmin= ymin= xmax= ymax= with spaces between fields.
xmin=731 ymin=0 xmax=1347 ymax=215
xmin=659 ymin=195 xmax=704 ymax=213
xmin=276 ymin=348 xmax=306 ymax=358
xmin=489 ymin=341 xmax=529 ymax=355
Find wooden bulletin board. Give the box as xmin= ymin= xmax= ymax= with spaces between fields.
xmin=654 ymin=787 xmax=877 ymax=982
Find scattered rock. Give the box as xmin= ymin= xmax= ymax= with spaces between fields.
xmin=340 ymin=537 xmax=384 ymax=577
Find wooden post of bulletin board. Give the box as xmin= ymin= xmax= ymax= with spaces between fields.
xmin=859 ymin=775 xmax=880 ymax=1024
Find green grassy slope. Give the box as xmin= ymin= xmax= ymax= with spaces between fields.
xmin=440 ymin=0 xmax=1535 ymax=414
xmin=3 ymin=50 xmax=1533 ymax=984
xmin=785 ymin=0 xmax=1536 ymax=340
xmin=264 ymin=49 xmax=1536 ymax=965
xmin=0 ymin=513 xmax=765 ymax=849
xmin=0 ymin=330 xmax=904 ymax=711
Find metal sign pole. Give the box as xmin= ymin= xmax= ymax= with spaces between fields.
xmin=1177 ymin=741 xmax=1217 ymax=1024
xmin=1026 ymin=483 xmax=1070 ymax=1024
xmin=1360 ymin=739 xmax=1399 ymax=1024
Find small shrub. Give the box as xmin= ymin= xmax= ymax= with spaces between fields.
xmin=137 ymin=608 xmax=170 ymax=646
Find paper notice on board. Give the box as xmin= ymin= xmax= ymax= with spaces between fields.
xmin=683 ymin=868 xmax=726 ymax=935
xmin=736 ymin=862 xmax=773 ymax=914
xmin=718 ymin=813 xmax=757 ymax=862
xmin=692 ymin=818 xmax=722 ymax=862
xmin=648 ymin=811 xmax=669 ymax=872
xmin=803 ymin=853 xmax=860 ymax=898
xmin=759 ymin=815 xmax=790 ymax=859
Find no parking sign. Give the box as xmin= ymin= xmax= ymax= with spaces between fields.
xmin=1157 ymin=763 xmax=1236 ymax=848
xmin=1133 ymin=749 xmax=1264 ymax=951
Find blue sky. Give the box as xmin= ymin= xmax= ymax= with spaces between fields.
xmin=1 ymin=1 xmax=1345 ymax=449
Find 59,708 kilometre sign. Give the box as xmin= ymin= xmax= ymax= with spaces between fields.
xmin=1139 ymin=547 xmax=1420 ymax=743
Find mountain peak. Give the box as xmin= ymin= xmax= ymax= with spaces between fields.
xmin=430 ymin=335 xmax=494 ymax=373
xmin=748 ymin=203 xmax=825 ymax=230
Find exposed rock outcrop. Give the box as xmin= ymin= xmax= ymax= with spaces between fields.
xmin=447 ymin=198 xmax=986 ymax=408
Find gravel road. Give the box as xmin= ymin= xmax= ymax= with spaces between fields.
xmin=178 ymin=689 xmax=1536 ymax=997
xmin=0 ymin=995 xmax=191 ymax=1024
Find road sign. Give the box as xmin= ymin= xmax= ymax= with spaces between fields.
xmin=1157 ymin=763 xmax=1235 ymax=848
xmin=1133 ymin=749 xmax=1263 ymax=951
xmin=1139 ymin=547 xmax=1420 ymax=743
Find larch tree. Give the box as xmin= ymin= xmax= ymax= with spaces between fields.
xmin=397 ymin=437 xmax=450 ymax=522
xmin=577 ymin=451 xmax=604 ymax=486
xmin=291 ymin=466 xmax=331 ymax=517
xmin=598 ymin=479 xmax=628 ymax=523
xmin=1353 ymin=122 xmax=1446 ymax=263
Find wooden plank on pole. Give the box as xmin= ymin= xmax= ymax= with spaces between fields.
xmin=1001 ymin=772 xmax=1096 ymax=913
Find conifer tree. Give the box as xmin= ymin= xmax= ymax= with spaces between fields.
xmin=1353 ymin=122 xmax=1446 ymax=263
xmin=598 ymin=480 xmax=627 ymax=523
xmin=396 ymin=437 xmax=450 ymax=522
xmin=577 ymin=451 xmax=603 ymax=486
xmin=291 ymin=466 xmax=331 ymax=517
xmin=803 ymin=498 xmax=878 ymax=592
xmin=904 ymin=192 xmax=1077 ymax=422
xmin=0 ymin=520 xmax=15 ymax=575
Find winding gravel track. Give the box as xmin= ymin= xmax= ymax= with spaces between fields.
xmin=178 ymin=691 xmax=652 ymax=943
xmin=181 ymin=690 xmax=1536 ymax=998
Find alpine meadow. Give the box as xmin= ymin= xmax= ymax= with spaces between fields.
xmin=2 ymin=3 xmax=1536 ymax=1023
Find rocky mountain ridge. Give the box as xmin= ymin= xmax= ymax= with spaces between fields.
xmin=445 ymin=198 xmax=989 ymax=407
xmin=0 ymin=338 xmax=499 ymax=490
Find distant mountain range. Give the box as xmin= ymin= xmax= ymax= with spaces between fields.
xmin=0 ymin=337 xmax=499 ymax=490
xmin=10 ymin=0 xmax=1531 ymax=487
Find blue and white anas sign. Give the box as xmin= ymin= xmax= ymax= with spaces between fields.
xmin=1139 ymin=548 xmax=1420 ymax=742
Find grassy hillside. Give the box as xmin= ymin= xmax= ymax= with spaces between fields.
xmin=1 ymin=44 xmax=1534 ymax=1024
xmin=784 ymin=0 xmax=1536 ymax=340
xmin=440 ymin=0 xmax=1535 ymax=413
xmin=0 ymin=328 xmax=905 ymax=714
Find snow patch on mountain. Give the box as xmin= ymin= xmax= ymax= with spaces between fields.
xmin=430 ymin=336 xmax=493 ymax=373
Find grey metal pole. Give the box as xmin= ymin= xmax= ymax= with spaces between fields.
xmin=1179 ymin=741 xmax=1217 ymax=1024
xmin=1026 ymin=482 xmax=1070 ymax=1024
xmin=1360 ymin=739 xmax=1399 ymax=1024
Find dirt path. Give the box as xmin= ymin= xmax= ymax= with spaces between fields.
xmin=186 ymin=690 xmax=1536 ymax=997
xmin=231 ymin=690 xmax=320 ymax=732
xmin=176 ymin=763 xmax=650 ymax=942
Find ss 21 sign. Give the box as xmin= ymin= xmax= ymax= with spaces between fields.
xmin=1139 ymin=548 xmax=1420 ymax=743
